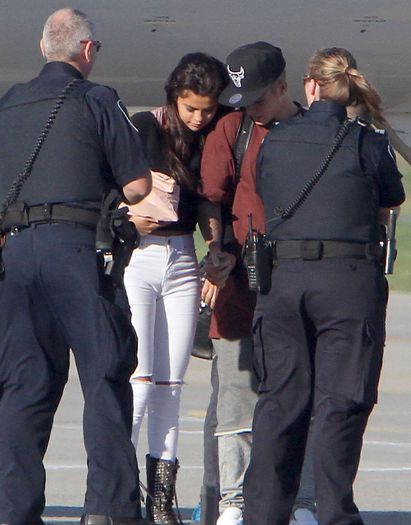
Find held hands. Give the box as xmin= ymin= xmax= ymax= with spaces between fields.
xmin=200 ymin=249 xmax=235 ymax=308
xmin=202 ymin=247 xmax=236 ymax=287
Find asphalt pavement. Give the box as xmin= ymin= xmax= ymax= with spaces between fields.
xmin=42 ymin=290 xmax=411 ymax=524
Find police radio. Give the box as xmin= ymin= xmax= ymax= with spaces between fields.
xmin=244 ymin=214 xmax=259 ymax=290
xmin=243 ymin=213 xmax=272 ymax=294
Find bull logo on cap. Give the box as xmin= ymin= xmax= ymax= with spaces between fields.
xmin=227 ymin=65 xmax=245 ymax=88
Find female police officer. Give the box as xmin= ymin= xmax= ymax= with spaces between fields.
xmin=243 ymin=48 xmax=405 ymax=525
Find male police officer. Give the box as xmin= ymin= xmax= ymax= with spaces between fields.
xmin=0 ymin=8 xmax=151 ymax=525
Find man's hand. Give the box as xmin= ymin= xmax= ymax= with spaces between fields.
xmin=201 ymin=279 xmax=220 ymax=310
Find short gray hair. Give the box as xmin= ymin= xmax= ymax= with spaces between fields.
xmin=42 ymin=8 xmax=95 ymax=61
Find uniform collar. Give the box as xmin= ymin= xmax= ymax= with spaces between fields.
xmin=268 ymin=100 xmax=305 ymax=128
xmin=294 ymin=100 xmax=306 ymax=116
xmin=39 ymin=61 xmax=84 ymax=80
xmin=307 ymin=100 xmax=347 ymax=121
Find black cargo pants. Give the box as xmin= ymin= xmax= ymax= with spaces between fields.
xmin=0 ymin=222 xmax=141 ymax=525
xmin=243 ymin=257 xmax=387 ymax=525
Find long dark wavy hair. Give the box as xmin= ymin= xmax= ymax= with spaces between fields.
xmin=163 ymin=52 xmax=228 ymax=191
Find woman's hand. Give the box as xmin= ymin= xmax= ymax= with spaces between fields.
xmin=201 ymin=279 xmax=220 ymax=310
xmin=128 ymin=215 xmax=170 ymax=235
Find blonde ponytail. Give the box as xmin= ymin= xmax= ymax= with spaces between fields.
xmin=307 ymin=47 xmax=385 ymax=124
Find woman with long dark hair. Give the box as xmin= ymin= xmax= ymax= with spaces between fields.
xmin=124 ymin=52 xmax=229 ymax=525
xmin=243 ymin=48 xmax=405 ymax=525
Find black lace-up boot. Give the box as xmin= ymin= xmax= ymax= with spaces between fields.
xmin=145 ymin=455 xmax=180 ymax=525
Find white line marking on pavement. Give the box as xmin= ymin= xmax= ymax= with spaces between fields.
xmin=359 ymin=467 xmax=411 ymax=472
xmin=53 ymin=424 xmax=82 ymax=429
xmin=45 ymin=464 xmax=86 ymax=470
xmin=364 ymin=440 xmax=411 ymax=447
xmin=45 ymin=463 xmax=411 ymax=473
xmin=45 ymin=464 xmax=203 ymax=470
xmin=54 ymin=416 xmax=204 ymax=430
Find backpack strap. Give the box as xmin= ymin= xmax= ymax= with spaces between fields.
xmin=233 ymin=112 xmax=255 ymax=186
xmin=221 ymin=112 xmax=255 ymax=246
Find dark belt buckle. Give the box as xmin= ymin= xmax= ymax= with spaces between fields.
xmin=301 ymin=240 xmax=323 ymax=260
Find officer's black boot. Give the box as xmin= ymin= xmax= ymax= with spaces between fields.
xmin=80 ymin=514 xmax=152 ymax=525
xmin=146 ymin=455 xmax=180 ymax=525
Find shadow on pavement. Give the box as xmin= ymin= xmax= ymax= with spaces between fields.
xmin=43 ymin=507 xmax=411 ymax=524
xmin=43 ymin=506 xmax=195 ymax=523
xmin=43 ymin=506 xmax=81 ymax=524
xmin=362 ymin=511 xmax=411 ymax=524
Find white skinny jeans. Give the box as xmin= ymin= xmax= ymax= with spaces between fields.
xmin=124 ymin=233 xmax=200 ymax=460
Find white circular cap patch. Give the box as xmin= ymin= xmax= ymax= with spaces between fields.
xmin=229 ymin=93 xmax=243 ymax=105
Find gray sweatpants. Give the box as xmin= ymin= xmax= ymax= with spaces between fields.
xmin=203 ymin=337 xmax=316 ymax=512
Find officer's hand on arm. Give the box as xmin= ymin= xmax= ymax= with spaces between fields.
xmin=201 ymin=279 xmax=220 ymax=310
xmin=123 ymin=172 xmax=152 ymax=205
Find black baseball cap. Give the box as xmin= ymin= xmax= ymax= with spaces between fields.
xmin=218 ymin=41 xmax=286 ymax=107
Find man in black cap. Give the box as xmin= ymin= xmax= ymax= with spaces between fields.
xmin=197 ymin=42 xmax=317 ymax=525
xmin=219 ymin=41 xmax=286 ymax=110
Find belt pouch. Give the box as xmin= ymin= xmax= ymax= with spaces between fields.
xmin=2 ymin=201 xmax=29 ymax=231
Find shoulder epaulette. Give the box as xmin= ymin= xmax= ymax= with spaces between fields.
xmin=354 ymin=117 xmax=386 ymax=135
xmin=354 ymin=117 xmax=369 ymax=128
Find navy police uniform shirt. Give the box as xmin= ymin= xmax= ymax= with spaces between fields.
xmin=0 ymin=61 xmax=149 ymax=205
xmin=257 ymin=101 xmax=405 ymax=209
xmin=359 ymin=120 xmax=405 ymax=208
xmin=256 ymin=101 xmax=405 ymax=242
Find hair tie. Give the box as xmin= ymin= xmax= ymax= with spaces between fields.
xmin=344 ymin=66 xmax=351 ymax=75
